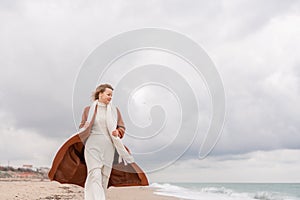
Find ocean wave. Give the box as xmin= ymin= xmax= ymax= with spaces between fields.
xmin=150 ymin=183 xmax=252 ymax=200
xmin=150 ymin=183 xmax=299 ymax=200
xmin=252 ymin=191 xmax=296 ymax=200
xmin=200 ymin=186 xmax=233 ymax=195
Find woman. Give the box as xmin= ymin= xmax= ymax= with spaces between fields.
xmin=83 ymin=83 xmax=122 ymax=199
xmin=48 ymin=84 xmax=148 ymax=200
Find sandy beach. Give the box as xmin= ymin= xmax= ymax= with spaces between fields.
xmin=0 ymin=179 xmax=179 ymax=200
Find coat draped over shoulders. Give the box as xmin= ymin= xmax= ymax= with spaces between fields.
xmin=48 ymin=105 xmax=149 ymax=188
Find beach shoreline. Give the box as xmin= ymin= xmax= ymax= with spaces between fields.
xmin=0 ymin=179 xmax=180 ymax=200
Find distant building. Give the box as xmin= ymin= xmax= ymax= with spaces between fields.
xmin=38 ymin=167 xmax=50 ymax=174
xmin=22 ymin=164 xmax=33 ymax=169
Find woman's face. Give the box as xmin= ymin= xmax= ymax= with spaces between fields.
xmin=98 ymin=88 xmax=113 ymax=104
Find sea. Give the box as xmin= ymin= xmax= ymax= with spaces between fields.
xmin=151 ymin=182 xmax=300 ymax=200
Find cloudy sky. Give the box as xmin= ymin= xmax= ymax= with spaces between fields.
xmin=0 ymin=0 xmax=300 ymax=183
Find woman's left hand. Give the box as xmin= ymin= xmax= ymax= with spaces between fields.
xmin=112 ymin=129 xmax=120 ymax=137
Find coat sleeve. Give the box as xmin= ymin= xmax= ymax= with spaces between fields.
xmin=79 ymin=106 xmax=90 ymax=129
xmin=116 ymin=107 xmax=125 ymax=139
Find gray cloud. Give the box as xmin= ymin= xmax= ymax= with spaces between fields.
xmin=148 ymin=149 xmax=300 ymax=182
xmin=0 ymin=84 xmax=75 ymax=138
xmin=0 ymin=0 xmax=299 ymax=178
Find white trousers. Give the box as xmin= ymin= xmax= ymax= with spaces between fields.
xmin=84 ymin=168 xmax=109 ymax=200
xmin=84 ymin=134 xmax=115 ymax=200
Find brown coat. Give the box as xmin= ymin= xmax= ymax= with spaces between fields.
xmin=48 ymin=105 xmax=149 ymax=188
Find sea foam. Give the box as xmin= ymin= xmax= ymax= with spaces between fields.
xmin=150 ymin=183 xmax=299 ymax=200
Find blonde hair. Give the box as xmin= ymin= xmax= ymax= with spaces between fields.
xmin=92 ymin=84 xmax=114 ymax=101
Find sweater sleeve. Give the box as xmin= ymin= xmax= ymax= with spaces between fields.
xmin=116 ymin=107 xmax=126 ymax=139
xmin=79 ymin=106 xmax=90 ymax=129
